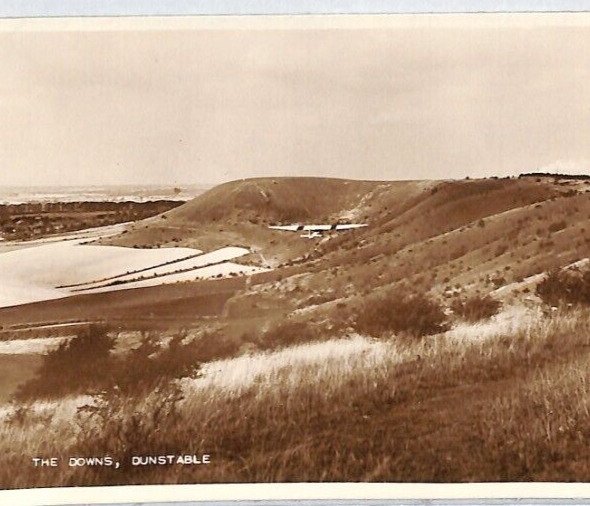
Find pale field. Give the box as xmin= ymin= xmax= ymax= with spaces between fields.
xmin=81 ymin=262 xmax=268 ymax=294
xmin=0 ymin=234 xmax=268 ymax=307
xmin=74 ymin=246 xmax=269 ymax=293
xmin=0 ymin=238 xmax=202 ymax=307
xmin=78 ymin=246 xmax=249 ymax=286
xmin=0 ymin=337 xmax=69 ymax=355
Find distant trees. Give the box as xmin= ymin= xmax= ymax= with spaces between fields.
xmin=0 ymin=201 xmax=182 ymax=241
xmin=519 ymin=172 xmax=590 ymax=181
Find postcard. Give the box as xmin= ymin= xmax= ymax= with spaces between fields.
xmin=1 ymin=11 xmax=590 ymax=505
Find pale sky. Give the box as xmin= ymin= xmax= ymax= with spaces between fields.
xmin=1 ymin=14 xmax=589 ymax=186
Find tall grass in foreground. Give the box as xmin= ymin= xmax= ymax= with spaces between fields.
xmin=1 ymin=307 xmax=589 ymax=487
xmin=478 ymin=354 xmax=590 ymax=480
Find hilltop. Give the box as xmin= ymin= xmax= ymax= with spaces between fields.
xmin=101 ymin=177 xmax=430 ymax=264
xmin=163 ymin=177 xmax=384 ymax=224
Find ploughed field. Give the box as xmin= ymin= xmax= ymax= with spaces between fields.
xmin=1 ymin=174 xmax=590 ymax=486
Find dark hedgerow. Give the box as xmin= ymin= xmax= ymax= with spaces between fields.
xmin=451 ymin=294 xmax=502 ymax=323
xmin=353 ymin=289 xmax=448 ymax=338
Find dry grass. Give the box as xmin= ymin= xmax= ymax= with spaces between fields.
xmin=189 ymin=334 xmax=390 ymax=394
xmin=0 ymin=306 xmax=589 ymax=487
xmin=446 ymin=304 xmax=540 ymax=343
xmin=476 ymin=355 xmax=590 ymax=480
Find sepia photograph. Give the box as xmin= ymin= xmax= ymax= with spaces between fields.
xmin=1 ymin=10 xmax=590 ymax=498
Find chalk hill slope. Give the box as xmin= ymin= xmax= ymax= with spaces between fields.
xmin=103 ymin=177 xmax=429 ymax=262
xmin=4 ymin=175 xmax=590 ymax=330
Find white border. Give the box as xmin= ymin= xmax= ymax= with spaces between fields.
xmin=1 ymin=0 xmax=590 ymax=17
xmin=4 ymin=483 xmax=590 ymax=505
xmin=1 ymin=12 xmax=590 ymax=31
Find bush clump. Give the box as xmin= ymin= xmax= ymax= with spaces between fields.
xmin=16 ymin=324 xmax=116 ymax=399
xmin=260 ymin=320 xmax=318 ymax=349
xmin=547 ymin=220 xmax=567 ymax=233
xmin=451 ymin=294 xmax=502 ymax=322
xmin=114 ymin=332 xmax=202 ymax=393
xmin=16 ymin=325 xmax=203 ymax=400
xmin=353 ymin=289 xmax=448 ymax=338
xmin=536 ymin=268 xmax=590 ymax=306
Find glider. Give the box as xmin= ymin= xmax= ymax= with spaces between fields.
xmin=268 ymin=223 xmax=368 ymax=239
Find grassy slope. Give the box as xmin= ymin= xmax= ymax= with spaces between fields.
xmin=228 ymin=178 xmax=590 ymax=330
xmin=1 ymin=307 xmax=589 ymax=487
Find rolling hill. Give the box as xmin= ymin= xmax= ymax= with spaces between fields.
xmin=100 ymin=177 xmax=429 ymax=264
xmin=2 ymin=174 xmax=590 ymax=486
xmin=4 ymin=174 xmax=589 ymax=341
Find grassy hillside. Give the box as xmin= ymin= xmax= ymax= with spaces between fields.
xmin=3 ymin=175 xmax=589 ymax=343
xmin=2 ymin=174 xmax=590 ymax=487
xmin=218 ymin=176 xmax=590 ymax=333
xmin=2 ymin=307 xmax=590 ymax=486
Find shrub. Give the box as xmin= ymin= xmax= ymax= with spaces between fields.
xmin=115 ymin=332 xmax=202 ymax=393
xmin=450 ymin=245 xmax=468 ymax=260
xmin=353 ymin=289 xmax=448 ymax=338
xmin=547 ymin=220 xmax=567 ymax=233
xmin=494 ymin=244 xmax=509 ymax=257
xmin=490 ymin=275 xmax=506 ymax=289
xmin=17 ymin=326 xmax=203 ymax=399
xmin=260 ymin=320 xmax=318 ymax=349
xmin=536 ymin=268 xmax=590 ymax=306
xmin=16 ymin=324 xmax=115 ymax=399
xmin=451 ymin=294 xmax=502 ymax=322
